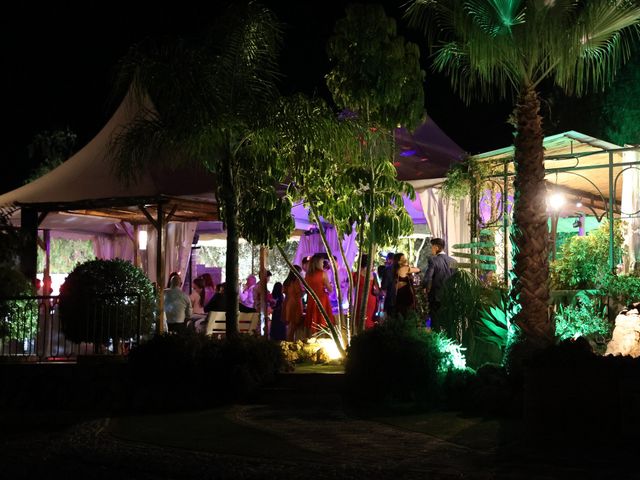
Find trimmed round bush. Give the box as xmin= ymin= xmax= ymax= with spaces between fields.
xmin=59 ymin=259 xmax=154 ymax=345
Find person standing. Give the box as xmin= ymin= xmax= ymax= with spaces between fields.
xmin=283 ymin=266 xmax=304 ymax=341
xmin=164 ymin=274 xmax=192 ymax=334
xmin=269 ymin=282 xmax=286 ymax=341
xmin=380 ymin=252 xmax=396 ymax=316
xmin=393 ymin=253 xmax=421 ymax=318
xmin=305 ymin=255 xmax=334 ymax=336
xmin=352 ymin=255 xmax=379 ymax=329
xmin=421 ymin=238 xmax=456 ymax=331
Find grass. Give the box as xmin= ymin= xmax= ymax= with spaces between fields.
xmin=291 ymin=362 xmax=345 ymax=374
xmin=108 ymin=407 xmax=317 ymax=461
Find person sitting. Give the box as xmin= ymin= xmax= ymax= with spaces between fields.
xmin=204 ymin=283 xmax=226 ymax=312
xmin=164 ymin=274 xmax=192 ymax=334
xmin=190 ymin=277 xmax=206 ymax=315
xmin=200 ymin=273 xmax=216 ymax=306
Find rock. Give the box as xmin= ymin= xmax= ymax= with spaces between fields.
xmin=314 ymin=348 xmax=330 ymax=364
xmin=605 ymin=313 xmax=640 ymax=357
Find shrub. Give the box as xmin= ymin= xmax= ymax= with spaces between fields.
xmin=551 ymin=221 xmax=624 ymax=290
xmin=0 ymin=267 xmax=38 ymax=341
xmin=603 ymin=273 xmax=640 ymax=304
xmin=128 ymin=332 xmax=285 ymax=410
xmin=58 ymin=259 xmax=154 ymax=346
xmin=345 ymin=315 xmax=455 ymax=410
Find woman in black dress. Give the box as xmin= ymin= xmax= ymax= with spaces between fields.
xmin=393 ymin=253 xmax=421 ymax=318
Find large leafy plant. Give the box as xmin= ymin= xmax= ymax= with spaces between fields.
xmin=554 ymin=291 xmax=611 ymax=342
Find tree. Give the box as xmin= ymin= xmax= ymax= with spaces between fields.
xmin=109 ymin=2 xmax=292 ymax=335
xmin=406 ymin=0 xmax=640 ymax=348
xmin=324 ymin=3 xmax=425 ymax=331
xmin=260 ymin=94 xmax=415 ymax=352
xmin=25 ymin=128 xmax=77 ymax=183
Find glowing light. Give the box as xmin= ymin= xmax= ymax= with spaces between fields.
xmin=400 ymin=150 xmax=417 ymax=157
xmin=315 ymin=337 xmax=343 ymax=360
xmin=548 ymin=192 xmax=565 ymax=210
xmin=575 ymin=200 xmax=583 ymax=208
xmin=138 ymin=230 xmax=148 ymax=250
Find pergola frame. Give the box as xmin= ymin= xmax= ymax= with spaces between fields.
xmin=472 ymin=143 xmax=640 ymax=286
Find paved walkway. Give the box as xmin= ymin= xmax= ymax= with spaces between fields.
xmin=1 ymin=374 xmax=636 ymax=479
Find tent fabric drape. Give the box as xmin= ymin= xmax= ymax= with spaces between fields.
xmin=93 ymin=234 xmax=134 ymax=262
xmin=622 ymin=151 xmax=640 ymax=273
xmin=145 ymin=222 xmax=197 ymax=288
xmin=416 ymin=187 xmax=470 ymax=255
xmin=294 ymin=225 xmax=359 ymax=270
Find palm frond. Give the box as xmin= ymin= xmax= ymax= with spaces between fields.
xmin=465 ymin=0 xmax=526 ymax=36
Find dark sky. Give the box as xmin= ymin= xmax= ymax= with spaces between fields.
xmin=1 ymin=1 xmax=513 ymax=194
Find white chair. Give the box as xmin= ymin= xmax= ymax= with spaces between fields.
xmin=238 ymin=312 xmax=260 ymax=335
xmin=205 ymin=311 xmax=226 ymax=336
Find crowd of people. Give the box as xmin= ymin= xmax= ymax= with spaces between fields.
xmin=162 ymin=237 xmax=457 ymax=338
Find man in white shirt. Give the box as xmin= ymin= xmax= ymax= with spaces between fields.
xmin=239 ymin=274 xmax=257 ymax=312
xmin=164 ymin=274 xmax=192 ymax=334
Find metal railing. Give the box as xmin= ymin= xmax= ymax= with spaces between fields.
xmin=0 ymin=294 xmax=143 ymax=362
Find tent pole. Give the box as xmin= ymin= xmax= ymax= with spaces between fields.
xmin=156 ymin=204 xmax=165 ymax=334
xmin=608 ymin=151 xmax=616 ymax=274
xmin=19 ymin=207 xmax=38 ymax=285
xmin=259 ymin=246 xmax=268 ymax=337
xmin=133 ymin=224 xmax=140 ymax=268
xmin=43 ymin=230 xmax=51 ymax=295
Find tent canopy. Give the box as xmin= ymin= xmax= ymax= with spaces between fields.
xmin=0 ymin=95 xmax=462 ymax=236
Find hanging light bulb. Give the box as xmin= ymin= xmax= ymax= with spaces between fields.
xmin=575 ymin=199 xmax=583 ymax=208
xmin=548 ymin=192 xmax=565 ymax=210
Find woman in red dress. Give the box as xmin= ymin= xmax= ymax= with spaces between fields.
xmin=283 ymin=265 xmax=304 ymax=341
xmin=304 ymin=255 xmax=334 ymax=335
xmin=352 ymin=255 xmax=379 ymax=330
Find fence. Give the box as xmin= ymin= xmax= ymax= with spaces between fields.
xmin=0 ymin=294 xmax=143 ymax=362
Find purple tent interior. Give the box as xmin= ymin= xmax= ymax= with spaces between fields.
xmin=394 ymin=117 xmax=466 ymax=181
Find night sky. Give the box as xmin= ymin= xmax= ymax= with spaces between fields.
xmin=1 ymin=1 xmax=514 ymax=194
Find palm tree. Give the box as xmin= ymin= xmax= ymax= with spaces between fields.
xmin=406 ymin=0 xmax=640 ymax=347
xmin=109 ymin=2 xmax=284 ymax=335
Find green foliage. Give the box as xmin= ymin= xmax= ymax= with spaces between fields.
xmin=326 ymin=3 xmax=424 ymax=130
xmin=554 ymin=292 xmax=611 ymax=342
xmin=25 ymin=128 xmax=77 ymax=183
xmin=438 ymin=270 xmax=488 ymax=342
xmin=405 ymin=0 xmax=640 ymax=103
xmin=128 ymin=332 xmax=285 ymax=409
xmin=600 ymin=54 xmax=640 ymax=145
xmin=345 ymin=315 xmax=460 ymax=409
xmin=37 ymin=238 xmax=95 ymax=273
xmin=59 ymin=259 xmax=154 ymax=344
xmin=603 ymin=273 xmax=640 ymax=303
xmin=0 ymin=267 xmax=37 ymax=340
xmin=551 ymin=221 xmax=624 ymax=289
xmin=441 ymin=157 xmax=493 ymax=202
xmin=0 ymin=208 xmax=25 ymax=268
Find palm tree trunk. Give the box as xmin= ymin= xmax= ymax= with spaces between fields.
xmin=510 ymin=85 xmax=553 ymax=347
xmin=223 ymin=161 xmax=239 ymax=338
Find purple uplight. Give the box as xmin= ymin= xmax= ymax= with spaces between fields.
xmin=400 ymin=150 xmax=417 ymax=157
